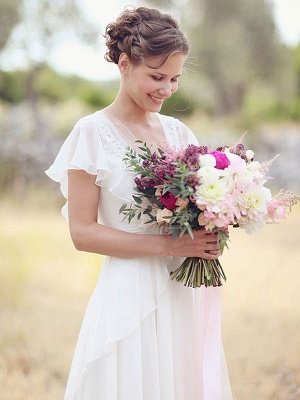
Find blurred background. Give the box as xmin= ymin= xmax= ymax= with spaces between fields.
xmin=0 ymin=0 xmax=299 ymax=399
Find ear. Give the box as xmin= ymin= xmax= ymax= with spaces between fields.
xmin=118 ymin=52 xmax=131 ymax=75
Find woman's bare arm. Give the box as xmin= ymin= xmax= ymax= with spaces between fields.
xmin=67 ymin=170 xmax=221 ymax=260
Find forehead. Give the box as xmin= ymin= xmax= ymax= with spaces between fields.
xmin=138 ymin=53 xmax=186 ymax=74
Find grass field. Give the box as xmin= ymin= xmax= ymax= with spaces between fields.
xmin=0 ymin=192 xmax=300 ymax=400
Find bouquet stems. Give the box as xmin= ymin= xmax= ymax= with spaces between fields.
xmin=169 ymin=257 xmax=226 ymax=288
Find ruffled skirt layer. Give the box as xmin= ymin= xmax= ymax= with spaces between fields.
xmin=64 ymin=255 xmax=233 ymax=400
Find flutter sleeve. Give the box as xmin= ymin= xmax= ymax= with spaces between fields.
xmin=45 ymin=117 xmax=110 ymax=219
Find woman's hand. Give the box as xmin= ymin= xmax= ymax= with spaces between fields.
xmin=165 ymin=229 xmax=221 ymax=260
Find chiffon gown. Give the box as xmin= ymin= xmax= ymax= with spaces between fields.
xmin=45 ymin=110 xmax=233 ymax=400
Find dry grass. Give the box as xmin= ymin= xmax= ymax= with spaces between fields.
xmin=0 ymin=192 xmax=300 ymax=400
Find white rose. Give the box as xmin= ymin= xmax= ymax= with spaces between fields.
xmin=197 ymin=165 xmax=221 ymax=183
xmin=246 ymin=150 xmax=254 ymax=161
xmin=156 ymin=208 xmax=173 ymax=224
xmin=199 ymin=154 xmax=216 ymax=168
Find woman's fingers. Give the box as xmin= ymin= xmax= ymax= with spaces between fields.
xmin=205 ymin=249 xmax=220 ymax=255
xmin=202 ymin=252 xmax=220 ymax=260
xmin=174 ymin=230 xmax=222 ymax=258
xmin=204 ymin=243 xmax=220 ymax=251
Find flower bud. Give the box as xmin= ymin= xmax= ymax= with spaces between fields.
xmin=246 ymin=150 xmax=254 ymax=161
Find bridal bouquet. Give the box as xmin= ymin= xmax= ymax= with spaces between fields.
xmin=119 ymin=136 xmax=299 ymax=288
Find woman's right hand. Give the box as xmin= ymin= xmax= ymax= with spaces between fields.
xmin=165 ymin=229 xmax=221 ymax=260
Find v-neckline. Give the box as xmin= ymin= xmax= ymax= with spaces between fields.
xmin=97 ymin=109 xmax=169 ymax=153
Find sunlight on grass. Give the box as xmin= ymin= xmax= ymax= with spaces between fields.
xmin=0 ymin=190 xmax=299 ymax=400
xmin=0 ymin=192 xmax=102 ymax=307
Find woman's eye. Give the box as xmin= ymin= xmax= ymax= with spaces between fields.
xmin=152 ymin=76 xmax=162 ymax=81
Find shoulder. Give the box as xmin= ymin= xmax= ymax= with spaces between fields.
xmin=70 ymin=110 xmax=115 ymax=143
xmin=159 ymin=113 xmax=199 ymax=146
xmin=158 ymin=113 xmax=189 ymax=131
xmin=73 ymin=110 xmax=105 ymax=130
xmin=72 ymin=110 xmax=125 ymax=158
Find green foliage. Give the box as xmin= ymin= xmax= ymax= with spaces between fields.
xmin=292 ymin=43 xmax=300 ymax=96
xmin=120 ymin=141 xmax=201 ymax=239
xmin=80 ymin=84 xmax=115 ymax=109
xmin=0 ymin=65 xmax=117 ymax=108
xmin=0 ymin=70 xmax=26 ymax=103
xmin=160 ymin=89 xmax=195 ymax=117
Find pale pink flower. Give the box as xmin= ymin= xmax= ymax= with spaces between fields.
xmin=156 ymin=208 xmax=173 ymax=224
xmin=163 ymin=145 xmax=185 ymax=162
xmin=267 ymin=199 xmax=286 ymax=222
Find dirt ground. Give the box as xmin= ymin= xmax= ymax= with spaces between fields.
xmin=0 ymin=195 xmax=299 ymax=400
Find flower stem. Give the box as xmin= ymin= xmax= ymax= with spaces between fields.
xmin=169 ymin=257 xmax=227 ymax=288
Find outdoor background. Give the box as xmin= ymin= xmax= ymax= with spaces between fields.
xmin=0 ymin=0 xmax=299 ymax=399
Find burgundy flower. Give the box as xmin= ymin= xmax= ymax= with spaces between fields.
xmin=160 ymin=192 xmax=177 ymax=210
xmin=149 ymin=160 xmax=176 ymax=180
xmin=229 ymin=143 xmax=248 ymax=161
xmin=134 ymin=176 xmax=156 ymax=191
xmin=180 ymin=144 xmax=207 ymax=170
xmin=209 ymin=151 xmax=230 ymax=170
xmin=186 ymin=174 xmax=200 ymax=190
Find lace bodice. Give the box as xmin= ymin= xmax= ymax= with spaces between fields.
xmin=45 ymin=110 xmax=199 ymax=230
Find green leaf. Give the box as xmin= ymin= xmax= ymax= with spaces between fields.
xmin=132 ymin=195 xmax=143 ymax=204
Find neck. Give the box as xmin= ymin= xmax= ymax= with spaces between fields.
xmin=104 ymin=89 xmax=155 ymax=126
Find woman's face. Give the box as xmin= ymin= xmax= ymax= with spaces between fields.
xmin=121 ymin=52 xmax=185 ymax=113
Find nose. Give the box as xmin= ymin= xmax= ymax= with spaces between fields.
xmin=158 ymin=82 xmax=172 ymax=98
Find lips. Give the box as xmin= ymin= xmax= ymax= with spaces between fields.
xmin=148 ymin=94 xmax=164 ymax=105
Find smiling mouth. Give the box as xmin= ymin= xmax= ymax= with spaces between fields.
xmin=148 ymin=94 xmax=164 ymax=104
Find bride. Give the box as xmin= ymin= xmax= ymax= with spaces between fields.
xmin=45 ymin=6 xmax=233 ymax=399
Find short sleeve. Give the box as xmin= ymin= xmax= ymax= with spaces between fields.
xmin=45 ymin=117 xmax=110 ymax=219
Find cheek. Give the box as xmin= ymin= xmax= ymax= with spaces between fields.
xmin=141 ymin=78 xmax=160 ymax=93
xmin=130 ymin=72 xmax=159 ymax=93
xmin=172 ymin=81 xmax=179 ymax=93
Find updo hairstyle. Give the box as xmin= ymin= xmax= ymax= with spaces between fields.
xmin=104 ymin=6 xmax=189 ymax=67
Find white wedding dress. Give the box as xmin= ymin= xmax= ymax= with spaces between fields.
xmin=45 ymin=110 xmax=233 ymax=400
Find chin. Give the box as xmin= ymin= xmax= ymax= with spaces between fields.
xmin=148 ymin=101 xmax=163 ymax=112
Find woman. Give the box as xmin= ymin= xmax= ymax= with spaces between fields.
xmin=45 ymin=6 xmax=233 ymax=400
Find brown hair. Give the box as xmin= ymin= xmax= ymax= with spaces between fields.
xmin=104 ymin=6 xmax=189 ymax=67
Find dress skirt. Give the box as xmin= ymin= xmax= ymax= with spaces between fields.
xmin=63 ymin=255 xmax=233 ymax=400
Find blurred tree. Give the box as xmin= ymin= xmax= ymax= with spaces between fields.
xmin=0 ymin=0 xmax=98 ymax=136
xmin=293 ymin=43 xmax=300 ymax=97
xmin=196 ymin=0 xmax=292 ymax=115
xmin=0 ymin=0 xmax=22 ymax=50
xmin=0 ymin=65 xmax=117 ymax=109
xmin=145 ymin=0 xmax=295 ymax=117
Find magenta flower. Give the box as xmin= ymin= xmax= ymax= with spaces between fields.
xmin=160 ymin=192 xmax=177 ymax=210
xmin=210 ymin=151 xmax=230 ymax=170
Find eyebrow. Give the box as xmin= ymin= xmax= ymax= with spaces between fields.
xmin=152 ymin=72 xmax=182 ymax=77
